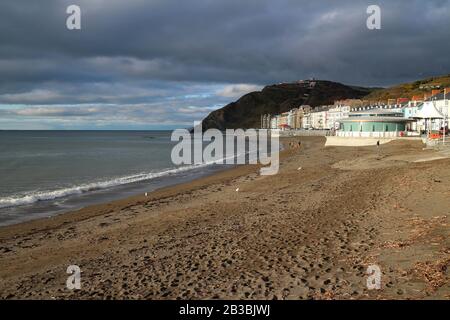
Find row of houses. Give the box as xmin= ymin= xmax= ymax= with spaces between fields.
xmin=261 ymin=104 xmax=353 ymax=131
xmin=261 ymin=89 xmax=450 ymax=138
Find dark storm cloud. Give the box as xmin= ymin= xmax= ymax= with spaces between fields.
xmin=0 ymin=0 xmax=449 ymax=128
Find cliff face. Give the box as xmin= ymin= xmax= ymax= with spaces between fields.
xmin=200 ymin=80 xmax=373 ymax=131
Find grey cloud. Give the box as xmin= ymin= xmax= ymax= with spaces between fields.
xmin=0 ymin=0 xmax=449 ymax=128
xmin=0 ymin=101 xmax=222 ymax=126
xmin=216 ymin=84 xmax=263 ymax=98
xmin=1 ymin=0 xmax=450 ymax=87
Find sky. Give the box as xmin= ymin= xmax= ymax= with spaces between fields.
xmin=0 ymin=0 xmax=450 ymax=130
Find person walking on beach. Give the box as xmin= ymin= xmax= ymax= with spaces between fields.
xmin=376 ymin=140 xmax=380 ymax=148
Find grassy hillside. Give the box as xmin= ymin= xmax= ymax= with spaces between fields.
xmin=364 ymin=74 xmax=450 ymax=101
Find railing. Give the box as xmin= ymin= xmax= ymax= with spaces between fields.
xmin=335 ymin=131 xmax=404 ymax=138
xmin=277 ymin=129 xmax=332 ymax=137
xmin=426 ymin=136 xmax=450 ymax=149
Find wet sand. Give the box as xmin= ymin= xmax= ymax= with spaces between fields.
xmin=0 ymin=136 xmax=448 ymax=299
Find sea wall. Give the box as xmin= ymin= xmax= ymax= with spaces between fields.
xmin=325 ymin=136 xmax=422 ymax=147
xmin=276 ymin=129 xmax=331 ymax=137
xmin=325 ymin=136 xmax=394 ymax=147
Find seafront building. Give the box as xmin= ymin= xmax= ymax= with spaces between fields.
xmin=261 ymin=88 xmax=449 ymax=139
xmin=336 ymin=109 xmax=413 ymax=138
xmin=425 ymin=91 xmax=450 ymax=120
xmin=310 ymin=110 xmax=325 ymax=129
xmin=261 ymin=105 xmax=312 ymax=130
xmin=413 ymin=98 xmax=445 ymax=132
xmin=278 ymin=112 xmax=289 ymax=129
xmin=302 ymin=111 xmax=312 ymax=129
xmin=270 ymin=115 xmax=278 ymax=129
xmin=327 ymin=105 xmax=351 ymax=129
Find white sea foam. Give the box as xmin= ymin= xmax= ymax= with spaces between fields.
xmin=0 ymin=140 xmax=262 ymax=210
xmin=0 ymin=162 xmax=216 ymax=209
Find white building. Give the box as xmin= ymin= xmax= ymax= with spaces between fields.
xmin=287 ymin=109 xmax=296 ymax=128
xmin=327 ymin=105 xmax=351 ymax=129
xmin=415 ymin=99 xmax=445 ymax=132
xmin=270 ymin=115 xmax=279 ymax=129
xmin=302 ymin=112 xmax=312 ymax=129
xmin=404 ymin=91 xmax=449 ymax=132
xmin=428 ymin=92 xmax=450 ymax=123
xmin=310 ymin=111 xmax=327 ymax=129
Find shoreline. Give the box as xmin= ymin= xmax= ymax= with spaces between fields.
xmin=0 ymin=137 xmax=293 ymax=235
xmin=0 ymin=136 xmax=448 ymax=299
xmin=0 ymin=163 xmax=234 ymax=228
xmin=0 ymin=161 xmax=257 ymax=236
xmin=0 ymin=135 xmax=288 ymax=229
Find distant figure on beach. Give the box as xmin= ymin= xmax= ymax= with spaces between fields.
xmin=376 ymin=140 xmax=380 ymax=148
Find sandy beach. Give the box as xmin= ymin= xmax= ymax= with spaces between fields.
xmin=0 ymin=136 xmax=448 ymax=300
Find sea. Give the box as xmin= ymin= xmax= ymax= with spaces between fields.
xmin=0 ymin=130 xmax=232 ymax=226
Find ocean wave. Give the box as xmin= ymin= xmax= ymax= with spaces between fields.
xmin=0 ymin=162 xmax=216 ymax=209
xmin=0 ymin=143 xmax=269 ymax=210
